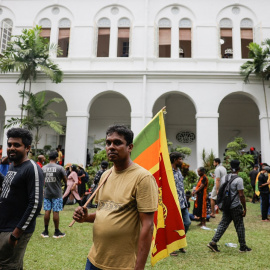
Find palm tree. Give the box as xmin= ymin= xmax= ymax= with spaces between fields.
xmin=4 ymin=91 xmax=64 ymax=156
xmin=0 ymin=25 xmax=63 ymax=120
xmin=240 ymin=39 xmax=270 ymax=143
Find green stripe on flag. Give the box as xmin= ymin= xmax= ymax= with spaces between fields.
xmin=131 ymin=116 xmax=160 ymax=160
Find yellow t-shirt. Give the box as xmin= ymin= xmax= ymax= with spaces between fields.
xmin=57 ymin=151 xmax=63 ymax=162
xmin=88 ymin=163 xmax=158 ymax=270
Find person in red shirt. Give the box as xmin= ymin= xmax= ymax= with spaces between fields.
xmin=37 ymin=155 xmax=45 ymax=168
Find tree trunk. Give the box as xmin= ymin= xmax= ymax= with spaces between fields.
xmin=20 ymin=80 xmax=27 ymax=121
xmin=34 ymin=127 xmax=39 ymax=158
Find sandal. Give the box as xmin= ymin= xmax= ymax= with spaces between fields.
xmin=170 ymin=251 xmax=178 ymax=256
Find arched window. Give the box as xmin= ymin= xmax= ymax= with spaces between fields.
xmin=219 ymin=18 xmax=233 ymax=59
xmin=179 ymin=18 xmax=192 ymax=58
xmin=39 ymin=18 xmax=51 ymax=43
xmin=97 ymin=18 xmax=110 ymax=57
xmin=58 ymin=18 xmax=71 ymax=58
xmin=241 ymin=18 xmax=253 ymax=59
xmin=158 ymin=18 xmax=171 ymax=58
xmin=0 ymin=19 xmax=13 ymax=54
xmin=117 ymin=18 xmax=130 ymax=57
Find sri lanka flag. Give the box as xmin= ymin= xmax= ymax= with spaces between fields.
xmin=131 ymin=108 xmax=187 ymax=266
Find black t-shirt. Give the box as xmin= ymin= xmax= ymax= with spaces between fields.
xmin=0 ymin=160 xmax=44 ymax=233
xmin=258 ymin=173 xmax=269 ymax=194
xmin=0 ymin=172 xmax=4 ymax=193
xmin=94 ymin=169 xmax=105 ymax=185
xmin=249 ymin=170 xmax=259 ymax=186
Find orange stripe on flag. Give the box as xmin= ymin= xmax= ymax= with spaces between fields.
xmin=133 ymin=139 xmax=160 ymax=171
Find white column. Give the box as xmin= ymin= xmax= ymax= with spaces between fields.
xmin=49 ymin=25 xmax=59 ymax=58
xmin=259 ymin=115 xmax=270 ymax=163
xmin=2 ymin=111 xmax=21 ymax=156
xmin=65 ymin=111 xmax=89 ymax=167
xmin=109 ymin=23 xmax=118 ymax=58
xmin=233 ymin=22 xmax=241 ymax=60
xmin=196 ymin=113 xmax=219 ymax=168
xmin=171 ymin=25 xmax=178 ymax=59
xmin=131 ymin=112 xmax=144 ymax=138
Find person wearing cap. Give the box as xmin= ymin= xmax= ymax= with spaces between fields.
xmin=62 ymin=164 xmax=82 ymax=207
xmin=41 ymin=151 xmax=67 ymax=238
xmin=208 ymin=160 xmax=251 ymax=253
xmin=249 ymin=164 xmax=259 ymax=203
xmin=258 ymin=166 xmax=270 ymax=221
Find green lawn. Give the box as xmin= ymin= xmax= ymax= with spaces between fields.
xmin=24 ymin=202 xmax=269 ymax=270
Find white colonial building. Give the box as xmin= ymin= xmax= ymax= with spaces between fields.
xmin=0 ymin=0 xmax=270 ymax=169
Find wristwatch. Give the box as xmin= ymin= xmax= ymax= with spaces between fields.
xmin=10 ymin=233 xmax=20 ymax=241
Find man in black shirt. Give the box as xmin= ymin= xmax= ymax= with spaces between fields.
xmin=249 ymin=164 xmax=259 ymax=203
xmin=0 ymin=128 xmax=44 ymax=269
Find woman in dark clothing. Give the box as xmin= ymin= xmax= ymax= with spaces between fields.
xmin=258 ymin=166 xmax=270 ymax=221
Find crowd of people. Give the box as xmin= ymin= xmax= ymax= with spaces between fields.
xmin=0 ymin=125 xmax=269 ymax=269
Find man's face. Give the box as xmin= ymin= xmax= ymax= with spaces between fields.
xmin=197 ymin=169 xmax=203 ymax=177
xmin=176 ymin=157 xmax=183 ymax=167
xmin=213 ymin=161 xmax=217 ymax=167
xmin=7 ymin=137 xmax=30 ymax=164
xmin=106 ymin=132 xmax=133 ymax=163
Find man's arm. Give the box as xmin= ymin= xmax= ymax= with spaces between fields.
xmin=238 ymin=190 xmax=246 ymax=217
xmin=12 ymin=163 xmax=43 ymax=245
xmin=134 ymin=212 xmax=155 ymax=270
xmin=215 ymin=177 xmax=221 ymax=193
xmin=73 ymin=206 xmax=96 ymax=223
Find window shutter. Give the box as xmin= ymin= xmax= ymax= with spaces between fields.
xmin=159 ymin=28 xmax=171 ymax=45
xmin=179 ymin=29 xmax=191 ymax=41
xmin=0 ymin=21 xmax=12 ymax=54
xmin=241 ymin=29 xmax=253 ymax=39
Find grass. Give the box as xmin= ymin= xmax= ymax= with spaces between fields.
xmin=24 ymin=202 xmax=270 ymax=270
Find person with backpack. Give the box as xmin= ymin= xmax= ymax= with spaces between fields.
xmin=207 ymin=160 xmax=251 ymax=253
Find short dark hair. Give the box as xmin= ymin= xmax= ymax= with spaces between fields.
xmin=198 ymin=167 xmax=206 ymax=174
xmin=7 ymin=128 xmax=33 ymax=147
xmin=101 ymin=161 xmax=108 ymax=169
xmin=214 ymin=158 xmax=221 ymax=164
xmin=170 ymin=152 xmax=184 ymax=164
xmin=106 ymin=125 xmax=134 ymax=145
xmin=49 ymin=151 xmax=58 ymax=160
xmin=71 ymin=164 xmax=77 ymax=171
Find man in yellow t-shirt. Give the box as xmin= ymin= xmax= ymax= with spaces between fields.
xmin=73 ymin=125 xmax=158 ymax=270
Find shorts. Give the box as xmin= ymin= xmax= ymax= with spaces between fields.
xmin=211 ymin=185 xmax=217 ymax=200
xmin=44 ymin=198 xmax=63 ymax=212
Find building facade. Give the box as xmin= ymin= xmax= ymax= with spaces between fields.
xmin=0 ymin=0 xmax=270 ymax=169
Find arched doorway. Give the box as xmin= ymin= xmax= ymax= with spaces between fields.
xmin=88 ymin=92 xmax=131 ymax=160
xmin=0 ymin=96 xmax=6 ymax=148
xmin=218 ymin=93 xmax=260 ymax=157
xmin=32 ymin=91 xmax=68 ymax=152
xmin=153 ymin=92 xmax=197 ymax=170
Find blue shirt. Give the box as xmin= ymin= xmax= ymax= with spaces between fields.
xmin=173 ymin=168 xmax=188 ymax=209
